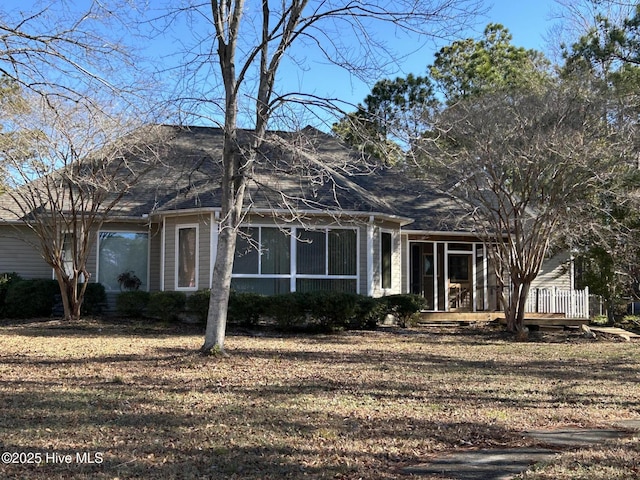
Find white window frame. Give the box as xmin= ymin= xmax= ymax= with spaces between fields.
xmin=96 ymin=230 xmax=150 ymax=292
xmin=175 ymin=224 xmax=199 ymax=291
xmin=231 ymin=225 xmax=360 ymax=293
xmin=380 ymin=229 xmax=394 ymax=290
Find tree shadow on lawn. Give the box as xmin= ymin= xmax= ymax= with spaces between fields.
xmin=0 ymin=385 xmax=530 ymax=480
xmin=0 ymin=316 xmax=206 ymax=338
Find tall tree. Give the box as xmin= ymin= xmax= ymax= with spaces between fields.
xmin=561 ymin=3 xmax=640 ymax=319
xmin=333 ymin=74 xmax=437 ymax=160
xmin=159 ymin=0 xmax=482 ymax=353
xmin=420 ymin=83 xmax=625 ymax=333
xmin=430 ymin=23 xmax=551 ymax=103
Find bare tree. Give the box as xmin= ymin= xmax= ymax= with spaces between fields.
xmin=421 ymin=83 xmax=624 ymax=333
xmin=151 ymin=0 xmax=483 ymax=353
xmin=0 ymin=93 xmax=164 ymax=320
xmin=0 ymin=0 xmax=150 ymax=105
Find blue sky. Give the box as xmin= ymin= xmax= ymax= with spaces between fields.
xmin=336 ymin=0 xmax=559 ymax=106
xmin=3 ymin=0 xmax=562 ymax=125
xmin=270 ymin=0 xmax=561 ymax=123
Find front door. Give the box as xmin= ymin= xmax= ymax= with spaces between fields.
xmin=448 ymin=254 xmax=472 ymax=311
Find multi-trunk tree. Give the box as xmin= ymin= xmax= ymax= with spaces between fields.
xmin=421 ymin=83 xmax=623 ymax=332
xmin=335 ymin=22 xmax=635 ymax=333
xmin=0 ymin=2 xmax=163 ymax=321
xmin=0 ymin=94 xmax=164 ymax=320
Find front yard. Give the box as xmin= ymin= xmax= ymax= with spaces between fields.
xmin=0 ymin=319 xmax=638 ymax=479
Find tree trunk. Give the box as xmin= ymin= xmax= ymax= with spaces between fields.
xmin=202 ymin=225 xmax=238 ymax=353
xmin=505 ymin=280 xmax=531 ymax=333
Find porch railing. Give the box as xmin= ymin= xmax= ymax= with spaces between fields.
xmin=524 ymin=287 xmax=590 ymax=318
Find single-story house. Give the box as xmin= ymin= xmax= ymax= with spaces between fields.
xmin=0 ymin=125 xmax=580 ymax=316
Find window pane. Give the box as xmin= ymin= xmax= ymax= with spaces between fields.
xmin=178 ymin=227 xmax=197 ymax=288
xmin=296 ymin=278 xmax=357 ymax=293
xmin=98 ymin=232 xmax=148 ymax=291
xmin=381 ymin=232 xmax=392 ymax=289
xmin=329 ymin=229 xmax=357 ymax=275
xmin=233 ymin=228 xmax=259 ymax=274
xmin=297 ymin=230 xmax=325 ymax=274
xmin=261 ymin=228 xmax=290 ymax=274
xmin=231 ymin=278 xmax=290 ymax=295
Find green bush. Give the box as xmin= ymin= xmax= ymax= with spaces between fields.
xmin=228 ymin=291 xmax=266 ymax=327
xmin=304 ymin=291 xmax=361 ymax=332
xmin=0 ymin=272 xmax=23 ymax=317
xmin=116 ymin=291 xmax=150 ymax=318
xmin=266 ymin=292 xmax=311 ymax=331
xmin=186 ymin=289 xmax=211 ymax=324
xmin=81 ymin=283 xmax=107 ymax=316
xmin=3 ymin=278 xmax=59 ymax=319
xmin=147 ymin=291 xmax=186 ymax=322
xmin=263 ymin=291 xmax=382 ymax=333
xmin=350 ymin=296 xmax=385 ymax=330
xmin=379 ymin=294 xmax=427 ymax=327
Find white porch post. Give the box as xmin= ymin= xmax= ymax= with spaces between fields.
xmin=444 ymin=242 xmax=449 ymax=312
xmin=366 ymin=216 xmax=375 ymax=297
xmin=584 ymin=286 xmax=590 ymax=319
xmin=433 ymin=242 xmax=439 ymax=310
xmin=290 ymin=227 xmax=297 ymax=293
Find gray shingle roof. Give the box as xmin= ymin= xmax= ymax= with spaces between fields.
xmin=1 ymin=124 xmax=476 ymax=232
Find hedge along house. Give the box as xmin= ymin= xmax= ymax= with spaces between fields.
xmin=0 ymin=125 xmax=578 ymax=316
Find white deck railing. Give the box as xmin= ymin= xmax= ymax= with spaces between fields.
xmin=524 ymin=287 xmax=590 ymax=318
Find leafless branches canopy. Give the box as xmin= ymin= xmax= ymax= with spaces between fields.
xmin=0 ymin=95 xmax=165 ymax=320
xmin=193 ymin=0 xmax=483 ymax=352
xmin=421 ymin=84 xmax=625 ymax=332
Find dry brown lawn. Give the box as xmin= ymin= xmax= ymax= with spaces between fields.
xmin=0 ymin=319 xmax=638 ymax=479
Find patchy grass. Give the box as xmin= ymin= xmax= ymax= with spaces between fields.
xmin=0 ymin=319 xmax=638 ymax=479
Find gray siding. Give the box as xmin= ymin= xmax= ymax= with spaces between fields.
xmin=149 ymin=223 xmax=162 ymax=292
xmin=531 ymin=252 xmax=572 ymax=290
xmin=0 ymin=226 xmax=51 ymax=278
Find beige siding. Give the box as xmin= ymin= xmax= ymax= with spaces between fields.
xmin=148 ymin=223 xmax=162 ymax=292
xmin=401 ymin=233 xmax=409 ymax=294
xmin=163 ymin=214 xmax=212 ymax=291
xmin=0 ymin=226 xmax=52 ymax=278
xmin=357 ymin=224 xmax=368 ymax=295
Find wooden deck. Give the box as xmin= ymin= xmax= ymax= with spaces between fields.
xmin=419 ymin=311 xmax=590 ymax=328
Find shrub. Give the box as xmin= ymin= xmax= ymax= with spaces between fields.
xmin=380 ymin=294 xmax=427 ymax=327
xmin=264 ymin=291 xmax=380 ymax=333
xmin=147 ymin=291 xmax=186 ymax=322
xmin=186 ymin=289 xmax=211 ymax=324
xmin=81 ymin=283 xmax=107 ymax=316
xmin=0 ymin=272 xmax=22 ymax=317
xmin=116 ymin=291 xmax=150 ymax=318
xmin=3 ymin=278 xmax=59 ymax=319
xmin=305 ymin=291 xmax=361 ymax=332
xmin=266 ymin=292 xmax=311 ymax=331
xmin=228 ymin=291 xmax=266 ymax=327
xmin=350 ymin=295 xmax=385 ymax=330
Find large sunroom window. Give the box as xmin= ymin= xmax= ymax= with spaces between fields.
xmin=231 ymin=226 xmax=358 ymax=295
xmin=98 ymin=232 xmax=149 ymax=291
xmin=296 ymin=228 xmax=358 ymax=293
